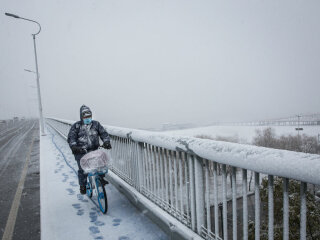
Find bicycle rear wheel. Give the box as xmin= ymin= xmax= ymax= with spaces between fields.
xmin=96 ymin=178 xmax=108 ymax=214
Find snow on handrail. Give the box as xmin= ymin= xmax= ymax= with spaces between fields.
xmin=47 ymin=117 xmax=320 ymax=185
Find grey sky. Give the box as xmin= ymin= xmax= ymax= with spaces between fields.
xmin=1 ymin=0 xmax=320 ymax=129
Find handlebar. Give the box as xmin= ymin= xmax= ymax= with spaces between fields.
xmin=80 ymin=144 xmax=111 ymax=153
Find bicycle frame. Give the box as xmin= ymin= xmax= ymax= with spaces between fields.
xmin=88 ymin=170 xmax=108 ymax=193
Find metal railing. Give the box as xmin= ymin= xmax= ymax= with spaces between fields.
xmin=46 ymin=117 xmax=320 ymax=240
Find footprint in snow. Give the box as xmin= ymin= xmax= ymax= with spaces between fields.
xmin=72 ymin=203 xmax=81 ymax=209
xmin=66 ymin=188 xmax=75 ymax=195
xmin=77 ymin=194 xmax=89 ymax=202
xmin=77 ymin=194 xmax=84 ymax=200
xmin=113 ymin=218 xmax=122 ymax=226
xmin=89 ymin=212 xmax=98 ymax=222
xmin=69 ymin=181 xmax=78 ymax=187
xmin=89 ymin=226 xmax=100 ymax=234
xmin=118 ymin=236 xmax=130 ymax=240
xmin=77 ymin=209 xmax=84 ymax=216
xmin=94 ymin=221 xmax=105 ymax=226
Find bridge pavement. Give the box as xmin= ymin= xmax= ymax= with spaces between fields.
xmin=41 ymin=125 xmax=168 ymax=240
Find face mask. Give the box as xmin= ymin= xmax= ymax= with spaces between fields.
xmin=83 ymin=118 xmax=92 ymax=125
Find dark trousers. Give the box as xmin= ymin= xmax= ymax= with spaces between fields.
xmin=75 ymin=154 xmax=87 ymax=187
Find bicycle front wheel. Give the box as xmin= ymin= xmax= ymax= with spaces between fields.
xmin=86 ymin=176 xmax=93 ymax=198
xmin=96 ymin=178 xmax=108 ymax=214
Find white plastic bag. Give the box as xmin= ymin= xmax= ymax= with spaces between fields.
xmin=80 ymin=149 xmax=110 ymax=173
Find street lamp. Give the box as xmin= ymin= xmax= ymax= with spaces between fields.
xmin=5 ymin=12 xmax=45 ymax=135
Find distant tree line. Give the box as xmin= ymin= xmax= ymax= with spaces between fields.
xmin=253 ymin=128 xmax=320 ymax=154
xmin=196 ymin=127 xmax=320 ymax=154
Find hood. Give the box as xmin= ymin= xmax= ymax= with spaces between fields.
xmin=80 ymin=105 xmax=92 ymax=121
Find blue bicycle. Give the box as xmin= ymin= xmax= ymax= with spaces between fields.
xmin=80 ymin=149 xmax=110 ymax=214
xmin=86 ymin=169 xmax=108 ymax=214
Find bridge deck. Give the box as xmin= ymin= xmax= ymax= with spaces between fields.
xmin=41 ymin=126 xmax=168 ymax=240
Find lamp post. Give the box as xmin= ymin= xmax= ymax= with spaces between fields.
xmin=5 ymin=12 xmax=45 ymax=135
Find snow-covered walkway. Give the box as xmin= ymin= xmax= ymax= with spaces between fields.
xmin=40 ymin=126 xmax=168 ymax=240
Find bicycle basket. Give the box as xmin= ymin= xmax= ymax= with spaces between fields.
xmin=80 ymin=149 xmax=110 ymax=173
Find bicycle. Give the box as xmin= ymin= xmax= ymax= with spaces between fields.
xmin=80 ymin=148 xmax=110 ymax=214
xmin=86 ymin=169 xmax=108 ymax=213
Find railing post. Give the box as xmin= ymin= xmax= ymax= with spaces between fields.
xmin=232 ymin=167 xmax=237 ymax=240
xmin=178 ymin=152 xmax=184 ymax=221
xmin=255 ymin=172 xmax=260 ymax=240
xmin=174 ymin=152 xmax=179 ymax=213
xmin=243 ymin=169 xmax=248 ymax=240
xmin=137 ymin=142 xmax=145 ymax=192
xmin=222 ymin=164 xmax=228 ymax=240
xmin=168 ymin=150 xmax=174 ymax=212
xmin=188 ymin=154 xmax=196 ymax=231
xmin=213 ymin=162 xmax=219 ymax=239
xmin=268 ymin=175 xmax=274 ymax=240
xmin=194 ymin=156 xmax=205 ymax=234
xmin=283 ymin=178 xmax=289 ymax=240
xmin=300 ymin=182 xmax=307 ymax=240
xmin=164 ymin=148 xmax=169 ymax=207
xmin=205 ymin=161 xmax=211 ymax=234
xmin=184 ymin=153 xmax=190 ymax=225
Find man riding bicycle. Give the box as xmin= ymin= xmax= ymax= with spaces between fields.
xmin=67 ymin=105 xmax=112 ymax=194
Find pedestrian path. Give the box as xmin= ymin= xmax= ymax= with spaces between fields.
xmin=40 ymin=126 xmax=168 ymax=240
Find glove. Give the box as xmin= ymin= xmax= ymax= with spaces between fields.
xmin=71 ymin=145 xmax=87 ymax=154
xmin=103 ymin=141 xmax=112 ymax=149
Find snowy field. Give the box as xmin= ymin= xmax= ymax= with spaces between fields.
xmin=41 ymin=126 xmax=168 ymax=240
xmin=166 ymin=125 xmax=320 ymax=144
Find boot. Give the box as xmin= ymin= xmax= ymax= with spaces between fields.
xmin=80 ymin=185 xmax=86 ymax=195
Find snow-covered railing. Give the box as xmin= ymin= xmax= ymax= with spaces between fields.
xmin=46 ymin=117 xmax=320 ymax=240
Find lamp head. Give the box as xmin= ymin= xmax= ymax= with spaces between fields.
xmin=5 ymin=12 xmax=20 ymax=18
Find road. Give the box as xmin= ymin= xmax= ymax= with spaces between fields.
xmin=0 ymin=119 xmax=40 ymax=240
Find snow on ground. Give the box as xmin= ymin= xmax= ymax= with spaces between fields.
xmin=166 ymin=125 xmax=320 ymax=144
xmin=41 ymin=126 xmax=168 ymax=240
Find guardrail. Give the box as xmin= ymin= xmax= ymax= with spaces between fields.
xmin=46 ymin=117 xmax=320 ymax=240
xmin=207 ymin=121 xmax=320 ymax=127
